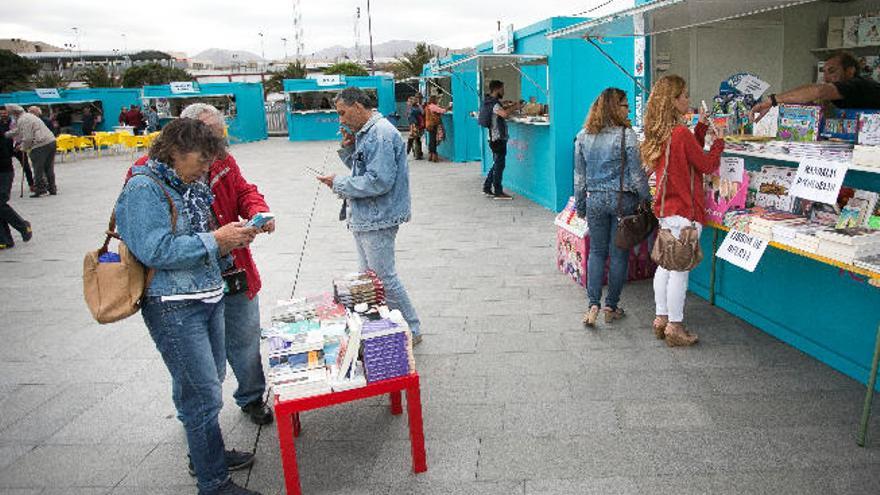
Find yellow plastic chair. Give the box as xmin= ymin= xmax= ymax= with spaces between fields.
xmin=120 ymin=134 xmax=148 ymax=159
xmin=75 ymin=136 xmax=96 ymax=157
xmin=55 ymin=135 xmax=77 ymax=162
xmin=93 ymin=132 xmax=118 ymax=157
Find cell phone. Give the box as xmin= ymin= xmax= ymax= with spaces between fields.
xmin=246 ymin=212 xmax=275 ymax=229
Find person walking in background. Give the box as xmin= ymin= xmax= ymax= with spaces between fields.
xmin=0 ymin=112 xmax=32 ymax=250
xmin=424 ymin=95 xmax=448 ymax=162
xmin=481 ymin=80 xmax=520 ymax=200
xmin=145 ymin=105 xmax=160 ymax=133
xmin=116 ymin=118 xmax=262 ymax=495
xmin=317 ymin=86 xmax=423 ymax=345
xmin=5 ymin=104 xmax=57 ymax=197
xmin=128 ymin=103 xmax=276 ymax=429
xmin=28 ymin=106 xmax=57 ymax=136
xmin=574 ymin=88 xmax=650 ymax=327
xmin=407 ymin=94 xmax=425 ymax=160
xmin=1 ymin=108 xmax=34 ymax=193
xmin=641 ymin=75 xmax=724 ymax=347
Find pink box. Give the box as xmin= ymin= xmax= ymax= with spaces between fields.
xmin=556 ymin=226 xmax=657 ymax=288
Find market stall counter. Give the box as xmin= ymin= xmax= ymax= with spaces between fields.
xmin=283 ymin=76 xmax=395 ymax=141
xmin=141 ymin=82 xmax=268 ymax=143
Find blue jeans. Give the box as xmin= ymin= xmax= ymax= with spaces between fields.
xmin=585 ymin=191 xmax=637 ymax=310
xmin=484 ymin=140 xmax=507 ymax=194
xmin=353 ymin=226 xmax=421 ymax=335
xmin=142 ymin=298 xmax=228 ymax=494
xmin=223 ymin=292 xmax=266 ymax=408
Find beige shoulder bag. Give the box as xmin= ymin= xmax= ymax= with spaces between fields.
xmin=650 ymin=139 xmax=704 ymax=272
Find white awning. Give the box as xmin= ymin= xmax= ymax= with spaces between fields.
xmin=547 ymin=0 xmax=821 ymax=39
xmin=437 ymin=54 xmax=547 ymax=73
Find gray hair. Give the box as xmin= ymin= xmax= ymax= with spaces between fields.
xmin=27 ymin=106 xmax=42 ymax=116
xmin=335 ymin=87 xmax=375 ymax=109
xmin=180 ymin=103 xmax=222 ymax=121
xmin=5 ymin=104 xmax=24 ymax=115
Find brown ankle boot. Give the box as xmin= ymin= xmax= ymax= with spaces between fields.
xmin=664 ymin=323 xmax=698 ymax=347
xmin=652 ymin=316 xmax=668 ymax=339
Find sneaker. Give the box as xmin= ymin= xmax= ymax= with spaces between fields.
xmin=21 ymin=222 xmax=32 ymax=243
xmin=29 ymin=191 xmax=47 ymax=198
xmin=412 ymin=334 xmax=423 ymax=346
xmin=199 ymin=478 xmax=263 ymax=495
xmin=482 ymin=187 xmax=492 ymax=196
xmin=492 ymin=192 xmax=513 ymax=200
xmin=188 ymin=449 xmax=255 ymax=476
xmin=242 ymin=400 xmax=274 ymax=425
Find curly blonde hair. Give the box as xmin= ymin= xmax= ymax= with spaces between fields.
xmin=583 ymin=87 xmax=630 ymax=134
xmin=640 ymin=75 xmax=687 ymax=169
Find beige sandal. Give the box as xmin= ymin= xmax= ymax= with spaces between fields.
xmin=582 ymin=305 xmax=600 ymax=327
xmin=664 ymin=322 xmax=699 ymax=347
xmin=604 ymin=307 xmax=625 ymax=324
xmin=652 ymin=316 xmax=668 ymax=340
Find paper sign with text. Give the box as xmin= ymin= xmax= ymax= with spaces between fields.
xmin=789 ymin=159 xmax=848 ymax=205
xmin=35 ymin=88 xmax=60 ymax=99
xmin=720 ymin=157 xmax=744 ymax=182
xmin=717 ymin=229 xmax=769 ymax=272
xmin=734 ymin=75 xmax=770 ymax=100
xmin=310 ymin=75 xmax=344 ymax=87
xmin=170 ymin=81 xmax=198 ymax=94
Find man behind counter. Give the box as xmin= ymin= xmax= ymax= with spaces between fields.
xmin=752 ymin=51 xmax=880 ymax=121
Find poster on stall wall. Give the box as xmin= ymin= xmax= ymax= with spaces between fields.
xmin=789 ymin=159 xmax=849 ymax=206
xmin=717 ymin=229 xmax=769 ymax=273
xmin=858 ymin=17 xmax=880 ymax=46
xmin=492 ymin=24 xmax=514 ymax=54
xmin=843 ymin=16 xmax=861 ymax=47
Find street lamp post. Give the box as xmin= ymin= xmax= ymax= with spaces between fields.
xmin=258 ymin=32 xmax=265 ymax=70
xmin=121 ymin=33 xmax=127 ymax=52
xmin=281 ymin=37 xmax=288 ymax=61
xmin=72 ymin=27 xmax=82 ymax=64
xmin=366 ymin=0 xmax=375 ymax=75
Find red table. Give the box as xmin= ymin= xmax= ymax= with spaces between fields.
xmin=273 ymin=372 xmax=427 ymax=494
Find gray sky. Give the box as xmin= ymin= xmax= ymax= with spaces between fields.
xmin=2 ymin=0 xmax=633 ymax=58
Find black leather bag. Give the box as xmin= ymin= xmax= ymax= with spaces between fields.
xmin=614 ymin=127 xmax=657 ymax=250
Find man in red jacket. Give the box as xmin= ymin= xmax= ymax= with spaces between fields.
xmin=129 ymin=104 xmax=275 ymax=428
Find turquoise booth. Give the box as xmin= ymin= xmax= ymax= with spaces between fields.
xmin=0 ymin=88 xmax=141 ymax=135
xmin=441 ymin=17 xmax=640 ymax=211
xmin=549 ymin=0 xmax=880 ymax=409
xmin=283 ymin=76 xmax=395 ymax=141
xmin=141 ymin=82 xmax=268 ymax=143
xmin=419 ymin=55 xmax=482 ymax=163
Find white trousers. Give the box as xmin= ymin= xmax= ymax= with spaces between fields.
xmin=653 ymin=216 xmax=703 ymax=323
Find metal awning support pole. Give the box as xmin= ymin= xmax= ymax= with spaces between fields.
xmin=509 ymin=63 xmax=549 ymax=98
xmin=450 ymin=71 xmax=481 ymax=99
xmin=586 ymin=37 xmax=647 ymax=93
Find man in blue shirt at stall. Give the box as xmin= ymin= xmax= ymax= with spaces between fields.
xmin=481 ymin=80 xmax=520 ymax=200
xmin=316 ymin=86 xmax=423 ymax=345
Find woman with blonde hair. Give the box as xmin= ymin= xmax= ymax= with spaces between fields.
xmin=642 ymin=75 xmax=724 ymax=346
xmin=574 ymin=88 xmax=650 ymax=326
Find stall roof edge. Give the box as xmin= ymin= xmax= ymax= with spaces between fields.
xmin=546 ymin=0 xmax=822 ymax=39
xmin=473 ymin=16 xmax=588 ymax=52
xmin=437 ymin=53 xmax=547 ymax=72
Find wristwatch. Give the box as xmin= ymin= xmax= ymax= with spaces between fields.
xmin=769 ymin=93 xmax=778 ymax=107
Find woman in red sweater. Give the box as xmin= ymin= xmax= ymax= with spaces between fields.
xmin=641 ymin=75 xmax=724 ymax=347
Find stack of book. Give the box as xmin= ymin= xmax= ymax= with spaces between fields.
xmin=333 ymin=272 xmax=386 ymax=309
xmin=360 ymin=314 xmax=412 ymax=383
xmin=748 ymin=211 xmax=802 ymax=241
xmin=272 ymin=292 xmax=345 ymax=324
xmin=272 ymin=368 xmax=331 ymax=401
xmin=815 ymin=227 xmax=880 ymax=264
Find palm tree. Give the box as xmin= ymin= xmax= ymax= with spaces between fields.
xmin=392 ymin=43 xmax=435 ymax=80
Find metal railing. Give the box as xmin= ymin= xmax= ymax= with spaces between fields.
xmin=265 ymin=101 xmax=288 ymax=136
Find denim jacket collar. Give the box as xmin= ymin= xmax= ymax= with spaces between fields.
xmin=356 ymin=111 xmax=382 ymax=138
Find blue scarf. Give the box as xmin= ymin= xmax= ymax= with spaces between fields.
xmin=147 ymin=159 xmax=215 ymax=234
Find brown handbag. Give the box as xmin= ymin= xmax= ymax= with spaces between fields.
xmin=83 ymin=175 xmax=177 ymax=324
xmin=614 ymin=127 xmax=657 ymax=250
xmin=650 ymin=139 xmax=704 ymax=272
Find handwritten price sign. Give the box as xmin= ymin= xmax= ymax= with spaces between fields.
xmin=717 ymin=229 xmax=769 ymax=272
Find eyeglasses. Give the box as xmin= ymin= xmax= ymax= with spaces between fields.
xmin=619 ymin=103 xmax=630 ymax=107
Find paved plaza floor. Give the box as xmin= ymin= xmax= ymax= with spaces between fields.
xmin=1 ymin=137 xmax=879 ymax=494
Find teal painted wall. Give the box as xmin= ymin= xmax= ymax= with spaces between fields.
xmin=142 ymin=82 xmax=268 ymax=143
xmin=689 ymin=155 xmax=880 ymax=392
xmin=283 ymin=76 xmax=395 ymax=141
xmin=423 ymin=55 xmax=481 ymax=163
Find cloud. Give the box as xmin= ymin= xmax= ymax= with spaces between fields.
xmin=4 ymin=0 xmax=633 ymax=57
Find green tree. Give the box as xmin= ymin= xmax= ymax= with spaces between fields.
xmin=391 ymin=43 xmax=435 ymax=80
xmin=324 ymin=61 xmax=368 ymax=77
xmin=31 ymin=72 xmax=66 ymax=89
xmin=130 ymin=50 xmax=173 ymax=62
xmin=0 ymin=50 xmax=39 ymax=92
xmin=122 ymin=63 xmax=192 ymax=88
xmin=265 ymin=60 xmax=307 ymax=94
xmin=79 ymin=66 xmax=119 ymax=88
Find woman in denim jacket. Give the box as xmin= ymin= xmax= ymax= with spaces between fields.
xmin=116 ymin=119 xmax=261 ymax=495
xmin=574 ymin=88 xmax=650 ymax=327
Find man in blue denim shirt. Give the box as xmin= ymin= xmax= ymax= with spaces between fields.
xmin=317 ymin=87 xmax=422 ymax=344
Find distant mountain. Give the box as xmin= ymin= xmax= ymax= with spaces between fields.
xmin=311 ymin=40 xmax=462 ymax=61
xmin=0 ymin=38 xmax=64 ymax=54
xmin=193 ymin=48 xmax=264 ymax=67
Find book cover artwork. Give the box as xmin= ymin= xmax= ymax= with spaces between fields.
xmin=777 ymin=105 xmax=822 ymax=142
xmin=858 ymin=16 xmax=880 ymax=46
xmin=843 ymin=16 xmax=861 ymax=47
